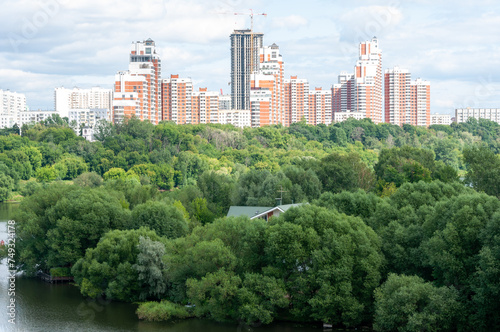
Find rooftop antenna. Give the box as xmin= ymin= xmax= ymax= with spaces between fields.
xmin=276 ymin=185 xmax=288 ymax=206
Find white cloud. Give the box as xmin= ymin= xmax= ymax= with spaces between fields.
xmin=339 ymin=5 xmax=403 ymax=42
xmin=1 ymin=0 xmax=500 ymax=115
xmin=272 ymin=15 xmax=308 ymax=30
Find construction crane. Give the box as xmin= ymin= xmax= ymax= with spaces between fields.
xmin=233 ymin=9 xmax=267 ymax=74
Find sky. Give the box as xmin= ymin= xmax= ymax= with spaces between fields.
xmin=1 ymin=0 xmax=500 ymax=115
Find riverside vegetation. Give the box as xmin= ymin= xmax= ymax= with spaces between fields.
xmin=1 ymin=116 xmax=500 ymax=331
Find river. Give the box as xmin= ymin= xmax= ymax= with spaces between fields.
xmin=0 ymin=203 xmax=326 ymax=332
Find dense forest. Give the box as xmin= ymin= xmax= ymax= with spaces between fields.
xmin=1 ymin=116 xmax=500 ymax=331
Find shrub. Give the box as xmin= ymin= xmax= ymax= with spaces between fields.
xmin=136 ymin=300 xmax=193 ymax=322
xmin=50 ymin=267 xmax=72 ymax=277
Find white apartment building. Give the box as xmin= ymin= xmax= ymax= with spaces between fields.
xmin=55 ymin=87 xmax=113 ymax=119
xmin=218 ymin=109 xmax=251 ymax=128
xmin=114 ymin=39 xmax=162 ymax=124
xmin=17 ymin=109 xmax=57 ymax=127
xmin=455 ymin=108 xmax=500 ymax=124
xmin=384 ymin=67 xmax=431 ymax=127
xmin=284 ymin=76 xmax=309 ymax=126
xmin=333 ymin=110 xmax=365 ymax=123
xmin=113 ymin=72 xmax=146 ymax=123
xmin=68 ymin=108 xmax=111 ymax=130
xmin=0 ymin=89 xmax=27 ymax=128
xmin=430 ymin=113 xmax=452 ymax=125
xmin=219 ymin=95 xmax=232 ymax=111
xmin=336 ymin=72 xmax=354 ymax=112
xmin=411 ymin=79 xmax=431 ymax=127
xmin=68 ymin=108 xmax=111 ymax=141
xmin=309 ymin=88 xmax=332 ymax=125
xmin=250 ymin=88 xmax=273 ymax=127
xmin=352 ymin=37 xmax=383 ymax=124
xmin=192 ymin=88 xmax=219 ymax=124
xmin=162 ymin=75 xmax=194 ymax=124
xmin=259 ymin=43 xmax=285 ymax=125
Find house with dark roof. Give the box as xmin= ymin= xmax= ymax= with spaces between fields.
xmin=226 ymin=203 xmax=304 ymax=221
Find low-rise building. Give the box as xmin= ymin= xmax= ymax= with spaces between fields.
xmin=333 ymin=110 xmax=365 ymax=123
xmin=455 ymin=108 xmax=500 ymax=124
xmin=430 ymin=113 xmax=452 ymax=125
xmin=17 ymin=109 xmax=57 ymax=127
xmin=227 ymin=203 xmax=304 ymax=222
xmin=218 ymin=109 xmax=251 ymax=128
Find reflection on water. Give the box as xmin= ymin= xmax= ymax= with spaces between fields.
xmin=0 ymin=203 xmax=325 ymax=332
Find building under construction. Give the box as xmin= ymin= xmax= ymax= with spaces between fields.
xmin=230 ymin=29 xmax=264 ymax=111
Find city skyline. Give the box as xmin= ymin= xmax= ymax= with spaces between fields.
xmin=1 ymin=0 xmax=500 ymax=114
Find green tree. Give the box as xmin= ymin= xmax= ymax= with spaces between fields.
xmin=35 ymin=166 xmax=57 ymax=182
xmin=163 ymin=237 xmax=237 ymax=302
xmin=283 ymin=165 xmax=322 ymax=201
xmin=373 ymin=274 xmax=460 ymax=332
xmin=197 ymin=170 xmax=235 ymax=216
xmin=375 ymin=146 xmax=436 ymax=187
xmin=463 ymin=145 xmax=500 ymax=197
xmin=237 ymin=273 xmax=289 ymax=325
xmin=471 ymin=212 xmax=500 ymax=330
xmin=423 ymin=193 xmax=500 ymax=291
xmin=134 ymin=236 xmax=168 ymax=300
xmin=73 ymin=172 xmax=103 ymax=188
xmin=72 ymin=228 xmax=161 ymax=301
xmin=186 ymin=269 xmax=242 ymax=322
xmin=192 ymin=216 xmax=267 ymax=274
xmin=0 ymin=173 xmax=14 ymax=202
xmin=15 ymin=185 xmax=131 ymax=274
xmin=103 ymin=167 xmax=126 ymax=180
xmin=265 ymin=205 xmax=383 ymax=326
xmin=192 ymin=197 xmax=215 ymax=225
xmin=21 ymin=146 xmax=42 ymax=172
xmin=53 ymin=154 xmax=88 ymax=180
xmin=318 ymin=152 xmax=375 ymax=193
xmin=131 ymin=201 xmax=188 ymax=239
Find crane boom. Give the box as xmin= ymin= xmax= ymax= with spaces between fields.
xmin=233 ymin=9 xmax=267 ymax=74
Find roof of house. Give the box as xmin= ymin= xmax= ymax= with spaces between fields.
xmin=227 ymin=203 xmax=305 ymax=220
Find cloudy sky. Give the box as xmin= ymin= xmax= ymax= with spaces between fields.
xmin=1 ymin=0 xmax=500 ymax=115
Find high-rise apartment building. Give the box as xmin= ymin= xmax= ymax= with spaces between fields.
xmin=410 ymin=79 xmax=431 ymax=127
xmin=54 ymin=87 xmax=113 ymax=119
xmin=259 ymin=43 xmax=285 ymax=124
xmin=113 ymin=39 xmax=161 ymax=124
xmin=331 ymin=39 xmax=381 ymax=123
xmin=250 ymin=87 xmax=272 ymax=127
xmin=250 ymin=73 xmax=275 ymax=127
xmin=230 ymin=29 xmax=264 ymax=111
xmin=352 ymin=37 xmax=383 ymax=123
xmin=384 ymin=67 xmax=411 ymax=125
xmin=284 ymin=76 xmax=309 ymax=126
xmin=384 ymin=67 xmax=431 ymax=127
xmin=162 ymin=75 xmax=193 ymax=125
xmin=113 ymin=72 xmax=146 ymax=123
xmin=309 ymin=88 xmax=332 ymax=125
xmin=0 ymin=89 xmax=26 ymax=128
xmin=192 ymin=88 xmax=219 ymax=124
xmin=333 ymin=72 xmax=354 ymax=113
